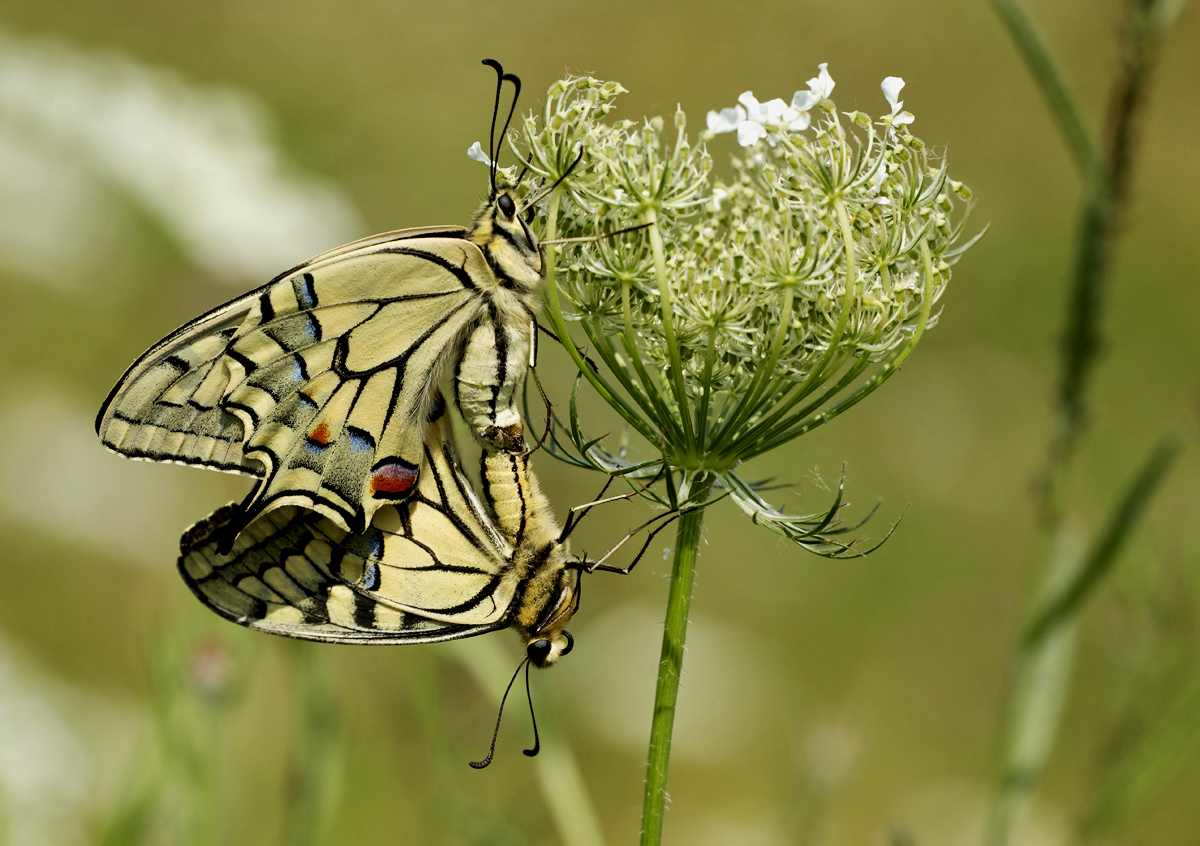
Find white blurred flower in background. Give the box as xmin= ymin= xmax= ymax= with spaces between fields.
xmin=0 ymin=30 xmax=364 ymax=840
xmin=0 ymin=28 xmax=361 ymax=288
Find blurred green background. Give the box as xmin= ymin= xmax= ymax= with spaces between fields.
xmin=0 ymin=0 xmax=1197 ymax=844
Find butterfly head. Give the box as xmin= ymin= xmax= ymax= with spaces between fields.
xmin=526 ymin=630 xmax=574 ymax=669
xmin=469 ymin=187 xmax=543 ymax=290
xmin=471 ymin=60 xmax=544 ymax=293
xmin=516 ymin=559 xmax=580 ymax=668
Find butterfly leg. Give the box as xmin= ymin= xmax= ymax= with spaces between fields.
xmin=583 ymin=510 xmax=684 ymax=576
xmin=536 ymin=323 xmax=599 ymax=374
xmin=557 ymin=462 xmax=666 ymax=543
xmin=523 ymin=366 xmax=555 ymax=457
xmin=556 ymin=475 xmax=618 ymax=543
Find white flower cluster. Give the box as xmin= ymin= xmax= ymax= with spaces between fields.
xmin=484 ymin=66 xmax=978 ymax=465
xmin=705 ymin=63 xmax=836 ymax=147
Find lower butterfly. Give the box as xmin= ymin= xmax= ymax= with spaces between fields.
xmin=179 ymin=393 xmax=579 ymax=666
xmin=178 ymin=391 xmax=595 ymax=767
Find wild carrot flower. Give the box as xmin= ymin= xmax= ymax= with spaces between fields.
xmin=494 ymin=65 xmax=980 ymax=846
xmin=503 ymin=66 xmax=979 ymax=551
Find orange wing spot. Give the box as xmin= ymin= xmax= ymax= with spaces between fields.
xmin=372 ymin=463 xmax=417 ymax=494
xmin=308 ymin=422 xmax=332 ymax=445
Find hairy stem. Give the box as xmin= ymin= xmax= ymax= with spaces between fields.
xmin=641 ymin=486 xmax=710 ymax=846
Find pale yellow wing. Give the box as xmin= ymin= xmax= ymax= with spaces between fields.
xmin=177 ymin=403 xmax=521 ymax=643
xmin=96 ymin=226 xmax=515 ymax=540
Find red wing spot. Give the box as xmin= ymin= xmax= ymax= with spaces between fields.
xmin=308 ymin=422 xmax=331 ymax=445
xmin=372 ymin=463 xmax=417 ymax=494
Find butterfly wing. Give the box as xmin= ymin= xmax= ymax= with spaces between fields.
xmin=177 ymin=403 xmax=520 ymax=643
xmin=97 ymin=226 xmax=511 ymax=537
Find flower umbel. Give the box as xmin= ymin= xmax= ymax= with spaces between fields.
xmin=508 ymin=65 xmax=979 ymax=554
xmin=502 ymin=65 xmax=981 ymax=846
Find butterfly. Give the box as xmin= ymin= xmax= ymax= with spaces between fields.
xmin=95 ymin=59 xmax=557 ymax=551
xmin=177 ymin=391 xmax=579 ymax=668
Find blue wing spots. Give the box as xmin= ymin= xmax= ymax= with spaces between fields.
xmin=347 ymin=427 xmax=374 ymax=453
xmin=291 ymin=359 xmax=305 ymax=382
xmin=368 ymin=530 xmax=384 ymax=557
xmin=303 ymin=314 xmax=320 ymax=342
xmin=361 ymin=562 xmax=381 ymax=591
xmin=293 ymin=273 xmax=318 ymax=309
xmin=304 ymin=439 xmax=330 ymax=455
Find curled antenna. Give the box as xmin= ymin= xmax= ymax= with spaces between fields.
xmin=469 ymin=656 xmax=535 ymax=769
xmin=522 ymin=659 xmax=541 ymax=758
xmin=481 ymin=59 xmax=522 ymax=197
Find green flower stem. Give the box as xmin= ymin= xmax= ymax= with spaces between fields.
xmin=641 ymin=486 xmax=710 ymax=846
xmin=711 ymin=282 xmax=796 ymax=449
xmin=618 ymin=276 xmax=685 ymax=443
xmin=543 ymin=187 xmax=658 ymax=445
xmin=644 ymin=208 xmax=696 ymax=447
xmin=694 ymin=325 xmax=719 ymax=446
xmin=581 ymin=312 xmax=662 ymax=423
xmin=736 ymin=237 xmax=935 ymax=460
xmin=708 ymin=196 xmax=860 ymax=456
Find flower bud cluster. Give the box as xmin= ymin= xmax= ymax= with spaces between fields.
xmin=483 ymin=66 xmax=978 ymax=488
xmin=512 ymin=68 xmax=974 ymax=414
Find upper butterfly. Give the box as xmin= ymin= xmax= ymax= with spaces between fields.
xmin=96 ymin=60 xmax=552 ymax=549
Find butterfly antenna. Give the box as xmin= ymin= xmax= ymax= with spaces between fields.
xmin=496 ymin=71 xmax=521 ymax=177
xmin=481 ymin=59 xmax=505 ymax=197
xmin=522 ymin=659 xmax=541 ymax=758
xmin=481 ymin=59 xmax=521 ymax=195
xmin=470 ymin=656 xmax=529 ymax=769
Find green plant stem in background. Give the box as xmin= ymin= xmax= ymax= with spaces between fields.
xmin=1083 ymin=673 xmax=1200 ymax=837
xmin=641 ymin=490 xmax=708 ymax=846
xmin=450 ymin=639 xmax=606 ymax=846
xmin=988 ymin=0 xmax=1101 ymax=180
xmin=987 ymin=433 xmax=1183 ymax=845
xmin=985 ymin=1 xmax=1187 ymax=843
xmin=284 ymin=643 xmax=345 ymax=846
xmin=1042 ymin=0 xmax=1174 ymax=515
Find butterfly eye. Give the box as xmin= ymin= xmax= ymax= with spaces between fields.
xmin=527 ymin=638 xmax=552 ymax=665
xmin=497 ymin=193 xmax=516 ymax=218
